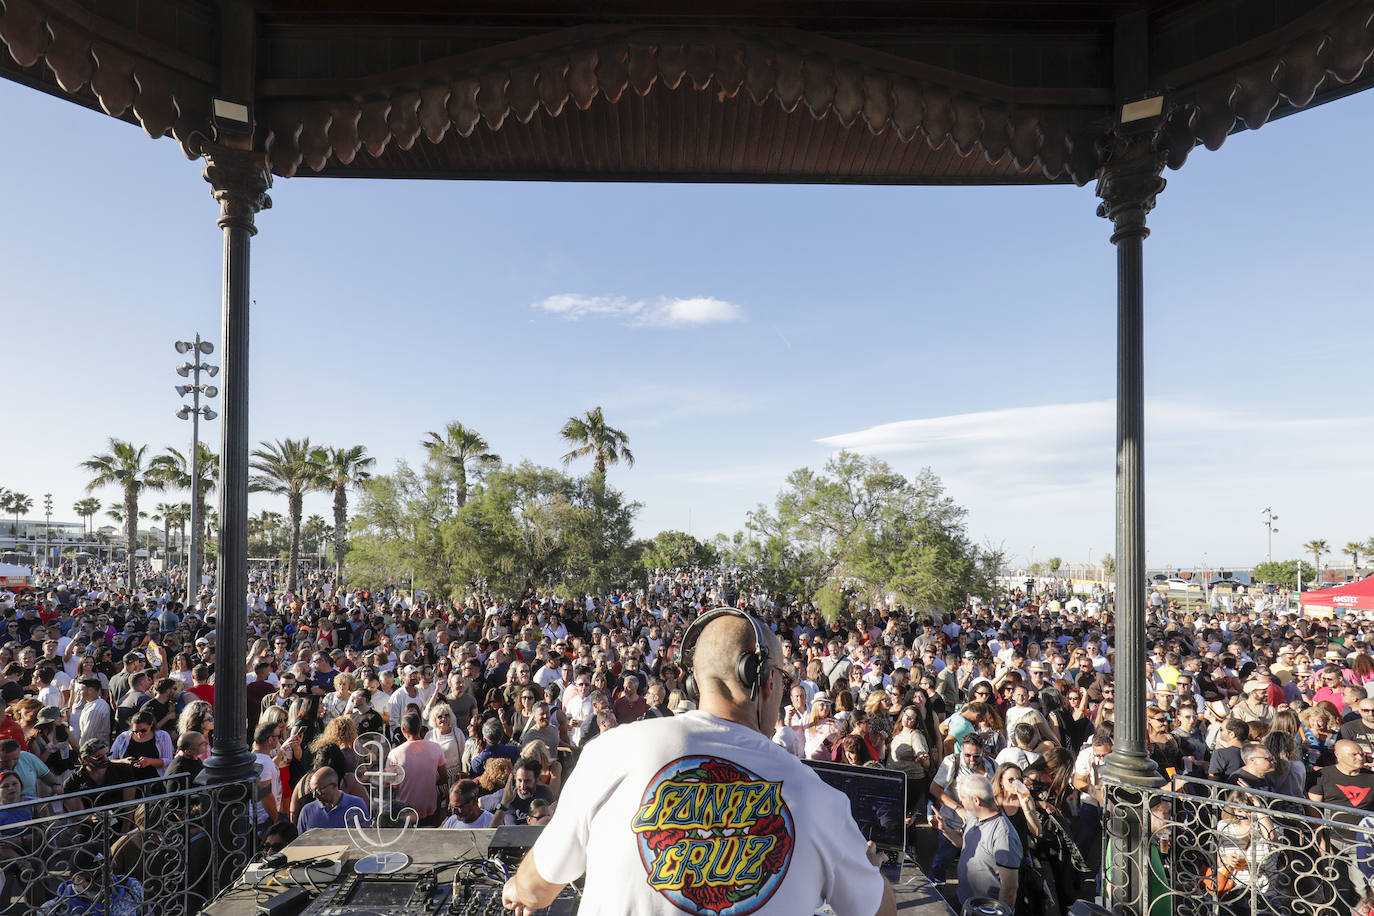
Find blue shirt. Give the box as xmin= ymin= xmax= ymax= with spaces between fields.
xmin=297 ymin=792 xmax=369 ymax=832
xmin=469 ymin=744 xmax=519 ymax=778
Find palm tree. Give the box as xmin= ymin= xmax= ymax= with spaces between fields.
xmin=105 ymin=504 xmax=150 ymax=558
xmin=151 ymin=444 xmax=217 ymax=561
xmin=421 ymin=422 xmax=499 ymax=509
xmin=82 ymin=440 xmax=164 ymax=589
xmin=165 ymin=502 xmax=191 ymax=566
xmin=1303 ymin=539 xmax=1330 ymax=583
xmin=250 ymin=438 xmax=324 ymax=594
xmin=559 ymin=406 xmax=634 ymax=475
xmin=319 ymin=445 xmax=375 ymax=580
xmin=153 ymin=502 xmax=181 ymax=562
xmin=1 ymin=492 xmax=32 ymax=541
xmin=1345 ymin=541 xmax=1364 ymax=579
xmin=302 ymin=514 xmax=331 ymax=564
xmin=73 ymin=497 xmax=101 ymax=538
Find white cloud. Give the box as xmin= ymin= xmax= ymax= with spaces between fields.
xmin=815 ymin=400 xmax=1374 ymax=567
xmin=531 ymin=294 xmax=743 ymax=327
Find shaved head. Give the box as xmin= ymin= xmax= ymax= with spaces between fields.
xmin=692 ymin=612 xmax=784 ymax=709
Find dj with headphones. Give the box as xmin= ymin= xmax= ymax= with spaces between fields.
xmin=502 ymin=606 xmax=897 ymax=916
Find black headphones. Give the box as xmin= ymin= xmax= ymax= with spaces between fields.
xmin=681 ymin=607 xmax=771 ymax=702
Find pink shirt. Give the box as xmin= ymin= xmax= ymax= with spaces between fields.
xmin=1313 ymin=685 xmax=1347 ymax=712
xmin=386 ymin=739 xmax=446 ymax=818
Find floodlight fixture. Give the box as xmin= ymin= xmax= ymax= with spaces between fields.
xmin=177 ymin=385 xmax=193 ymax=397
xmin=175 ymin=341 xmax=193 ymax=354
xmin=205 ymin=365 xmax=219 ymax=378
xmin=177 ymin=364 xmax=192 ymax=377
xmin=199 ymin=341 xmax=215 ymax=355
xmin=204 ymin=385 xmax=219 ymax=398
xmin=203 ymin=408 xmax=217 ymax=421
xmin=176 ymin=407 xmax=191 ymax=420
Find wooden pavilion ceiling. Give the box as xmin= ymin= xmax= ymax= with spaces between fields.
xmin=1 ymin=0 xmax=1373 ymax=185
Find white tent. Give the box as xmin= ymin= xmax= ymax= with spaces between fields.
xmin=0 ymin=562 xmax=32 ymax=589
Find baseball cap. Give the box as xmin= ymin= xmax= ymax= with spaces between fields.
xmin=402 ymin=664 xmax=419 ymax=675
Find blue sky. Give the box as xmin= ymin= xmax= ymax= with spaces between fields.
xmin=4 ymin=76 xmax=1373 ymax=573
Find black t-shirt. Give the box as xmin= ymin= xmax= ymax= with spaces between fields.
xmin=1338 ymin=720 xmax=1374 ymax=753
xmin=508 ymin=784 xmax=556 ymax=821
xmin=64 ymin=762 xmax=140 ymax=809
xmin=1312 ymin=766 xmax=1374 ymax=826
xmin=1209 ymin=746 xmax=1245 ymax=781
xmin=165 ymin=754 xmax=204 ymax=791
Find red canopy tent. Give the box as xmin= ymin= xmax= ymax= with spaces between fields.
xmin=1299 ymin=578 xmax=1374 ymax=613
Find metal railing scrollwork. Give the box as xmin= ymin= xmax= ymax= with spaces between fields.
xmin=1103 ymin=774 xmax=1374 ymax=916
xmin=0 ymin=772 xmax=258 ymax=915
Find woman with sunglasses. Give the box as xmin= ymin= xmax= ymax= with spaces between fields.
xmin=803 ymin=695 xmax=838 ymax=760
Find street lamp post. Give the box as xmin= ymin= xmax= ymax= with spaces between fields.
xmin=1262 ymin=507 xmax=1279 ymax=565
xmin=43 ymin=494 xmax=52 ymax=569
xmin=176 ymin=335 xmax=218 ymax=609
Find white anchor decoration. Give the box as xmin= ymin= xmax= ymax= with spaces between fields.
xmin=345 ymin=731 xmax=418 ymax=857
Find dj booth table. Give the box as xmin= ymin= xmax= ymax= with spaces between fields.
xmin=202 ymin=828 xmax=955 ymax=915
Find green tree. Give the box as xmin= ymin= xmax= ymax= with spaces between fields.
xmin=248 ymin=510 xmax=285 ymax=556
xmin=348 ymin=460 xmax=640 ymax=601
xmin=1 ymin=491 xmax=32 ymax=542
xmin=1100 ymin=552 xmax=1115 ymax=577
xmin=250 ymin=438 xmax=325 ymax=594
xmin=741 ymin=451 xmax=995 ymax=618
xmin=347 ymin=460 xmax=458 ymax=597
xmin=449 ymin=462 xmax=640 ymax=598
xmin=1303 ymin=539 xmax=1329 ymax=580
xmin=559 ymin=407 xmax=634 ymax=477
xmin=1345 ymin=541 xmax=1364 ymax=577
xmin=1253 ymin=559 xmax=1316 ymax=590
xmin=81 ymin=439 xmax=164 ymax=588
xmin=421 ymin=422 xmax=499 ymax=510
xmin=1029 ymin=562 xmax=1045 ymax=576
xmin=639 ymin=530 xmax=719 ymax=571
xmin=73 ymin=497 xmax=102 ymax=538
xmin=319 ymin=444 xmax=375 ymax=580
xmin=303 ymin=514 xmax=332 ymax=558
xmin=1048 ymin=556 xmax=1063 ymax=573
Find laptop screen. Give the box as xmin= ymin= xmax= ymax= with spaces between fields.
xmin=802 ymin=760 xmax=907 ymax=852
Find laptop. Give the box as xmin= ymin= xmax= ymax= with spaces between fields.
xmin=802 ymin=760 xmax=907 ymax=884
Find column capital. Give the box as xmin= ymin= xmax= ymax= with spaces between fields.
xmin=1095 ymin=140 xmax=1166 ymax=244
xmin=202 ymin=143 xmax=272 ymax=234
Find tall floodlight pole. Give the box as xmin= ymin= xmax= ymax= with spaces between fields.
xmin=176 ymin=335 xmax=219 ymax=608
xmin=43 ymin=494 xmax=52 ymax=568
xmin=1262 ymin=507 xmax=1279 ymax=565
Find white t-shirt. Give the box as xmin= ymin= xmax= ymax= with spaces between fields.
xmin=531 ymin=710 xmax=885 ymax=916
xmin=254 ymin=752 xmax=280 ymax=824
xmin=441 ymin=808 xmax=493 ymax=829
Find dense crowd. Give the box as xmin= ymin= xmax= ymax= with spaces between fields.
xmin=4 ymin=560 xmax=1374 ymax=914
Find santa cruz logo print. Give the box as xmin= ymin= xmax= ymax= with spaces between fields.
xmin=631 ymin=756 xmax=794 ymax=915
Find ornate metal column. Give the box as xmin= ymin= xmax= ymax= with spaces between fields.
xmin=1097 ymin=142 xmax=1166 ymax=916
xmin=1097 ymin=143 xmax=1165 ymax=789
xmin=201 ymin=142 xmax=271 ymax=782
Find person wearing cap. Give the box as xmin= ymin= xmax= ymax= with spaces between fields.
xmin=106 ymin=651 xmax=146 ymax=708
xmin=61 ymin=738 xmax=138 ymax=812
xmin=388 ymin=664 xmax=431 ymax=729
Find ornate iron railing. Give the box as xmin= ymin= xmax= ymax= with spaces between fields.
xmin=0 ymin=771 xmax=259 ymax=914
xmin=1103 ymin=773 xmax=1374 ymax=916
